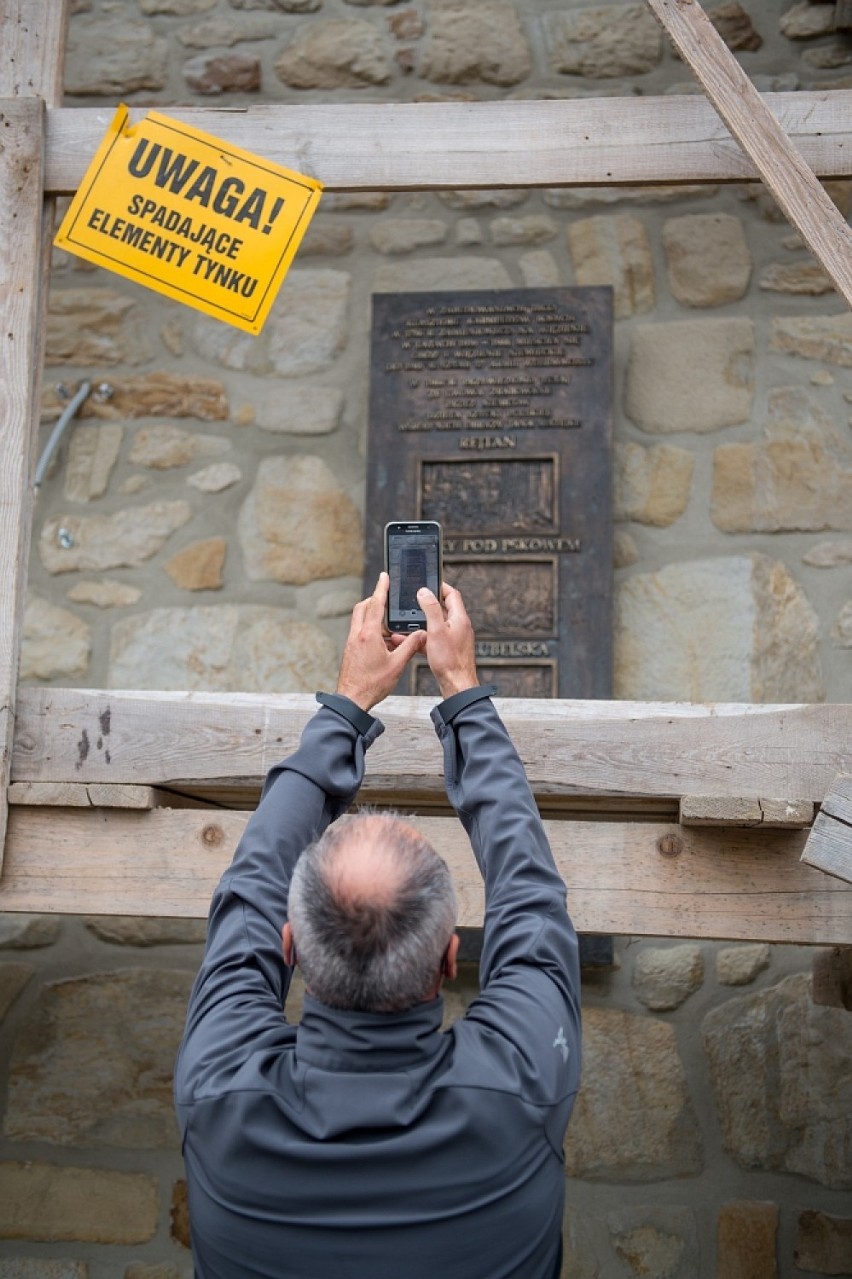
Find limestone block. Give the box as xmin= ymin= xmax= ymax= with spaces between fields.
xmin=803 ymin=42 xmax=852 ymax=70
xmin=374 ymin=258 xmax=512 ymax=292
xmin=564 ymin=1008 xmax=703 ymax=1180
xmin=4 ymin=968 xmax=193 ymax=1149
xmin=177 ymin=15 xmax=277 ymax=45
xmin=546 ymin=185 xmax=715 ymax=210
xmin=274 ymin=19 xmax=391 ymax=88
xmin=125 ymin=1264 xmax=184 ymax=1279
xmin=299 ymin=223 xmax=354 ymax=256
xmin=0 ymin=1261 xmax=88 ymax=1278
xmin=614 ymin=554 xmax=824 ymax=702
xmin=0 ymin=965 xmax=34 ymax=1023
xmin=255 ymin=385 xmax=344 ymax=435
xmin=770 ymin=313 xmax=852 ymax=366
xmin=129 ymin=425 xmax=231 ymax=470
xmin=759 ymin=262 xmax=834 ymax=295
xmin=39 ymin=503 xmax=193 ymax=574
xmin=795 ymin=1211 xmax=852 ymax=1275
xmin=418 ymin=0 xmax=531 ymax=85
xmin=625 ymin=317 xmax=754 ymax=434
xmin=707 ymin=2 xmax=762 ymax=51
xmin=109 ymin=607 xmax=338 ymax=692
xmin=85 ymin=918 xmax=207 ymax=946
xmin=632 ymin=945 xmax=704 ymax=1011
xmin=163 ymin=538 xmax=226 ymax=590
xmin=712 ymin=387 xmax=852 ymax=533
xmin=20 ymin=595 xmax=91 ymax=681
xmin=614 ymin=442 xmax=693 ymax=527
xmin=187 ymin=462 xmax=243 ymax=492
xmin=716 ymin=1202 xmax=778 ymax=1279
xmin=662 ymin=213 xmax=751 ymax=307
xmin=781 ymin=2 xmax=836 ymax=38
xmin=563 ymin=1205 xmax=602 ymax=1278
xmin=46 ymin=289 xmax=149 ymax=367
xmin=120 ymin=474 xmax=151 ymax=495
xmin=171 ymin=1181 xmax=191 ymax=1250
xmin=65 ymin=17 xmax=169 ymax=94
xmin=140 ymin=0 xmax=216 ymax=11
xmin=231 ymin=0 xmax=319 ymax=9
xmin=239 ymin=455 xmax=362 ymax=584
xmin=268 ymin=270 xmax=351 ymax=375
xmin=42 ymin=373 xmax=229 ymax=423
xmin=613 ymin=530 xmax=639 ymax=569
xmin=831 ymin=600 xmax=852 ymax=646
xmin=607 ymin=1207 xmax=699 ymax=1279
xmin=544 ymin=5 xmax=662 ymax=78
xmin=316 ymin=587 xmax=361 ymax=618
xmin=519 ymin=250 xmax=560 ymax=287
xmin=716 ymin=944 xmax=771 ymax=986
xmin=64 ymin=424 xmax=123 ymax=502
xmin=567 ymin=213 xmax=654 ymax=318
xmin=703 ymin=972 xmax=852 ymax=1188
xmin=0 ymin=916 xmax=61 ymax=949
xmin=803 ymin=539 xmax=852 ymax=568
xmin=370 ymin=219 xmax=448 ymax=254
xmin=183 ymin=52 xmax=261 ymax=93
xmin=439 ymin=190 xmax=528 ymax=211
xmin=488 ymin=215 xmax=556 ymax=246
xmin=0 ymin=1163 xmax=158 ymax=1243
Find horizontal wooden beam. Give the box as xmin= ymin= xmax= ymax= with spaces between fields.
xmin=43 ymin=92 xmax=852 ymax=195
xmin=12 ymin=689 xmax=852 ymax=804
xmin=8 ymin=781 xmax=215 ymax=810
xmin=679 ymin=795 xmax=814 ymax=829
xmin=1 ymin=805 xmax=848 ymax=943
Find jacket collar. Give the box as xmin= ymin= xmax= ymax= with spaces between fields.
xmin=295 ymin=994 xmax=446 ymax=1072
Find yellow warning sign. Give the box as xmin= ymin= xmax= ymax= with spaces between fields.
xmin=55 ymin=104 xmax=323 ymax=335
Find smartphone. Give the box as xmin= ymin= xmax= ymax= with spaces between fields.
xmin=384 ymin=521 xmax=443 ymax=633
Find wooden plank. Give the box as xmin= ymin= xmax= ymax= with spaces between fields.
xmin=801 ymin=774 xmax=852 ymax=885
xmin=42 ymin=91 xmax=852 ymax=195
xmin=0 ymin=807 xmax=848 ymax=943
xmin=679 ymin=796 xmax=814 ymax=828
xmin=0 ymin=0 xmax=69 ymax=874
xmin=12 ymin=688 xmax=852 ymax=804
xmin=812 ymin=947 xmax=852 ymax=1010
xmin=645 ymin=0 xmax=852 ymax=307
xmin=7 ymin=782 xmax=216 ymax=810
xmin=0 ymin=99 xmax=48 ymax=876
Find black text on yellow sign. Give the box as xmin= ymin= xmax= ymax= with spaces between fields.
xmin=55 ymin=105 xmax=323 ymax=335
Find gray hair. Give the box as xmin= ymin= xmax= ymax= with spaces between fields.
xmin=287 ymin=813 xmax=457 ymax=1013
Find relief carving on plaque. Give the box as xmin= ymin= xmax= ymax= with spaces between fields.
xmin=443 ymin=560 xmax=556 ymax=638
xmin=414 ymin=662 xmax=556 ymax=700
xmin=420 ymin=458 xmax=557 ymax=534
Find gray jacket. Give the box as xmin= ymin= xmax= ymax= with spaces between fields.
xmin=175 ymin=688 xmax=581 ymax=1278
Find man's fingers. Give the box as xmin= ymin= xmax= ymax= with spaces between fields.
xmin=417 ymin=586 xmax=446 ymax=630
xmin=393 ymin=629 xmax=427 ymax=664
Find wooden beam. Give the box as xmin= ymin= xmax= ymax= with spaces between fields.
xmin=12 ymin=689 xmax=852 ymax=805
xmin=0 ymin=0 xmax=70 ymax=873
xmin=801 ymin=774 xmax=852 ymax=885
xmin=679 ymin=796 xmax=814 ymax=828
xmin=8 ymin=781 xmax=216 ymax=810
xmin=1 ymin=806 xmax=849 ymax=944
xmin=645 ymin=0 xmax=852 ymax=307
xmin=42 ymin=91 xmax=852 ymax=195
xmin=812 ymin=946 xmax=852 ymax=1010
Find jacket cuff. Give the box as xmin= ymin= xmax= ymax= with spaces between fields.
xmin=433 ymin=684 xmax=498 ymax=725
xmin=315 ymin=691 xmax=379 ymax=738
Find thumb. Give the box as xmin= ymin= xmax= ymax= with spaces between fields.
xmin=417 ymin=587 xmax=444 ymax=632
xmin=392 ymin=627 xmax=426 ymax=667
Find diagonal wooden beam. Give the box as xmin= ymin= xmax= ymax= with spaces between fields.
xmin=645 ymin=0 xmax=852 ymax=308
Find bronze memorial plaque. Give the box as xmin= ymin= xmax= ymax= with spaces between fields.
xmin=364 ymin=288 xmax=613 ymax=700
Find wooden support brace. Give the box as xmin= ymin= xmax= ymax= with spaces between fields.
xmin=645 ymin=0 xmax=852 ymax=307
xmin=801 ymin=774 xmax=852 ymax=885
xmin=812 ymin=946 xmax=852 ymax=1010
xmin=679 ymin=796 xmax=814 ymax=828
xmin=8 ymin=782 xmax=216 ymax=810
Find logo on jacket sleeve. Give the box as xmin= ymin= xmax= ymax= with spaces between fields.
xmin=553 ymin=1026 xmax=570 ymax=1064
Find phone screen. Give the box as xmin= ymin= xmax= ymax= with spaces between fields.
xmin=385 ymin=522 xmax=442 ymax=632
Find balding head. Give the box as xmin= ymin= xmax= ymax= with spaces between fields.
xmin=287 ymin=813 xmax=457 ymax=1013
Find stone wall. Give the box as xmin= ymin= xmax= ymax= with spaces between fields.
xmin=1 ymin=0 xmax=851 ymax=1275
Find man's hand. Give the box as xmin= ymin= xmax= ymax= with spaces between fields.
xmin=335 ymin=572 xmax=426 ymax=711
xmin=417 ymin=582 xmax=479 ymax=701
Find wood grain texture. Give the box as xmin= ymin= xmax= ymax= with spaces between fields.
xmin=0 ymin=99 xmax=48 ymax=873
xmin=12 ymin=688 xmax=852 ymax=803
xmin=0 ymin=0 xmax=69 ymax=104
xmin=645 ymin=0 xmax=852 ymax=306
xmin=1 ymin=807 xmax=848 ymax=943
xmin=42 ymin=92 xmax=852 ymax=195
xmin=679 ymin=795 xmax=814 ymax=828
xmin=801 ymin=774 xmax=852 ymax=885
